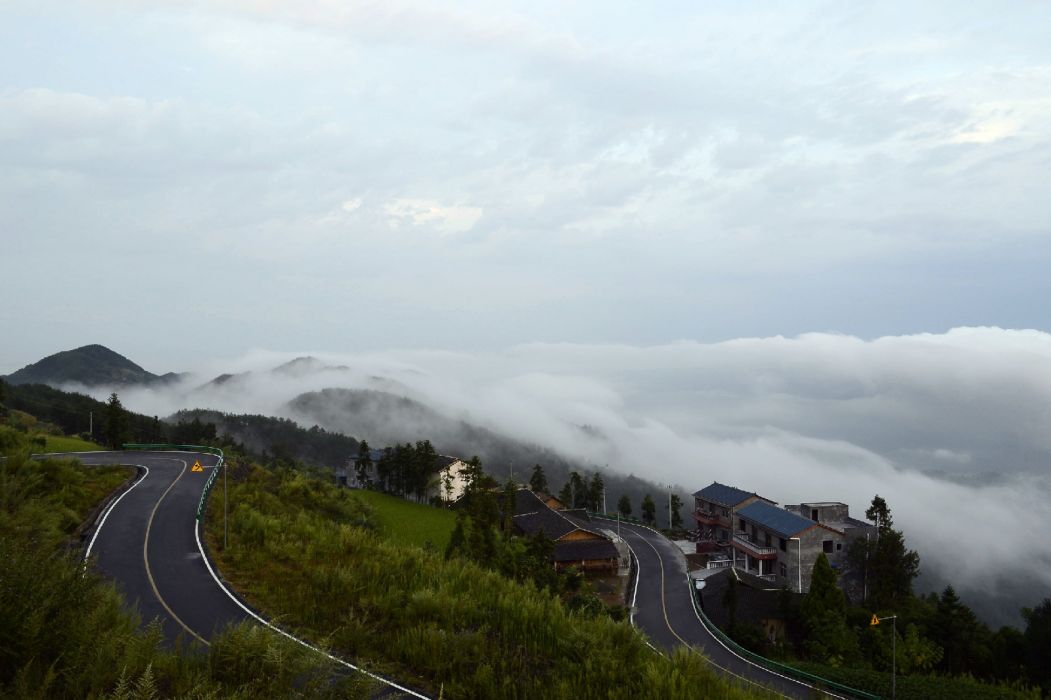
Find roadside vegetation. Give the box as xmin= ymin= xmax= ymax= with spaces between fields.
xmin=0 ymin=421 xmax=372 ymax=699
xmin=204 ymin=458 xmax=776 ymax=699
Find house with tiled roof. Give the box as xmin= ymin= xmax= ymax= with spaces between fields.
xmin=732 ymin=500 xmax=873 ymax=594
xmin=692 ymin=482 xmax=774 ymax=553
xmin=513 ymin=489 xmax=623 ymax=573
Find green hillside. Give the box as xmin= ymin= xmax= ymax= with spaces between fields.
xmin=6 ymin=344 xmax=160 ymax=387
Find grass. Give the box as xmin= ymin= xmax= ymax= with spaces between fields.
xmin=348 ymin=489 xmax=456 ymax=551
xmin=205 ymin=463 xmax=778 ymax=699
xmin=1 ymin=444 xmax=372 ymax=699
xmin=43 ymin=434 xmax=106 ymax=453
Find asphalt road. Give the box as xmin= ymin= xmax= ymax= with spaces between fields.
xmin=601 ymin=517 xmax=850 ymax=700
xmin=77 ymin=450 xmax=248 ymax=646
xmin=69 ymin=450 xmax=426 ymax=699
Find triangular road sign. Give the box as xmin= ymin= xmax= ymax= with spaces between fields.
xmin=870 ymin=614 xmax=880 ymax=626
xmin=191 ymin=461 xmax=204 ymax=472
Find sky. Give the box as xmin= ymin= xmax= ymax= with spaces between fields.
xmin=2 ymin=1 xmax=1051 ymax=370
xmin=3 ymin=2 xmax=1051 ymax=624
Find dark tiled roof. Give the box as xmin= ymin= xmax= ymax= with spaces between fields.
xmin=737 ymin=501 xmax=816 ymax=537
xmin=693 ymin=482 xmax=761 ymax=507
xmin=553 ymin=539 xmax=619 ymax=563
xmin=513 ymin=509 xmax=577 ymax=540
xmin=514 ymin=489 xmax=548 ymax=515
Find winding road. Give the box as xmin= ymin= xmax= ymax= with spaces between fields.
xmin=62 ymin=449 xmax=856 ymax=699
xmin=65 ymin=450 xmax=425 ymax=699
xmin=601 ymin=517 xmax=852 ymax=699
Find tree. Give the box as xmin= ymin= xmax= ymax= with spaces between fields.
xmin=104 ymin=393 xmax=128 ymax=450
xmin=554 ymin=481 xmax=569 ymax=506
xmin=850 ymin=495 xmax=919 ymax=610
xmin=586 ymin=472 xmax=604 ymax=512
xmin=567 ymin=471 xmax=587 ymax=509
xmin=354 ymin=440 xmax=373 ymax=489
xmin=801 ymin=554 xmax=858 ymax=666
xmin=670 ymin=494 xmax=683 ymax=529
xmin=617 ymin=494 xmax=632 ymax=518
xmin=932 ymin=585 xmax=984 ymax=676
xmin=529 ymin=464 xmax=548 ymax=494
xmin=641 ymin=494 xmax=656 ymax=525
xmin=1023 ymin=597 xmax=1051 ymax=692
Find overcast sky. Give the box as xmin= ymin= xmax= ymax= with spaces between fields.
xmin=3 ymin=1 xmax=1050 ymax=371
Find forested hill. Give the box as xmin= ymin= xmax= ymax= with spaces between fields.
xmin=4 ymin=344 xmax=181 ymax=387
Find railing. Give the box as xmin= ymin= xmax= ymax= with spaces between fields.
xmin=122 ymin=443 xmax=224 ymax=521
xmin=692 ymin=508 xmax=722 ymax=525
xmin=732 ymin=534 xmax=778 ymax=558
xmin=689 ymin=582 xmax=880 ymax=700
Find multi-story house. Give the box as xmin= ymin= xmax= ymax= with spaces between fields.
xmin=692 ymin=482 xmax=773 ymax=553
xmin=732 ymin=500 xmax=875 ymax=593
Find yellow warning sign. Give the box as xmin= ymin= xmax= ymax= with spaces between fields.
xmin=191 ymin=461 xmax=204 ymax=473
xmin=870 ymin=614 xmax=880 ymax=626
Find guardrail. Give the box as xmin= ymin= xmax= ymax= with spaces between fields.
xmin=688 ymin=581 xmax=880 ymax=700
xmin=121 ymin=443 xmax=224 ymax=521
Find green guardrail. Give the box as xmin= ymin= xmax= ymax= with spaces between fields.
xmin=122 ymin=443 xmax=224 ymax=522
xmin=688 ymin=579 xmax=880 ymax=700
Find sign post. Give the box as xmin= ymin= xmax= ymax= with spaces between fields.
xmin=870 ymin=613 xmax=898 ymax=699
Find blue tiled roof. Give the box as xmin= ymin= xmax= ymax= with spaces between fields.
xmin=737 ymin=501 xmax=817 ymax=537
xmin=693 ymin=482 xmax=759 ymax=507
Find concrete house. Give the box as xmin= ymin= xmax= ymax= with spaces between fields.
xmin=692 ymin=482 xmax=773 ymax=553
xmin=732 ymin=499 xmax=879 ymax=593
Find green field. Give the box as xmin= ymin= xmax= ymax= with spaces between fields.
xmin=349 ymin=489 xmax=456 ymax=551
xmin=43 ymin=435 xmax=105 ymax=453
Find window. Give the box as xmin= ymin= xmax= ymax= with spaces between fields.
xmin=779 ymin=562 xmax=787 ymax=578
xmin=822 ymin=540 xmax=833 ymax=554
xmin=738 ymin=518 xmax=746 ymax=532
xmin=779 ymin=537 xmax=787 ymax=552
xmin=836 ymin=543 xmax=842 ymax=551
xmin=764 ymin=532 xmax=772 ymax=547
xmin=811 ymin=508 xmax=819 ymax=521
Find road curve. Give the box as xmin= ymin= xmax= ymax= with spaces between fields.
xmin=600 ymin=517 xmax=849 ymax=700
xmin=62 ymin=450 xmax=426 ymax=699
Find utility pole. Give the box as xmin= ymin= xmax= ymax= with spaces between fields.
xmin=89 ymin=411 xmax=93 ymax=439
xmin=668 ymin=491 xmax=672 ymax=530
xmin=602 ymin=486 xmax=606 ymax=515
xmin=223 ymin=458 xmax=228 ymax=549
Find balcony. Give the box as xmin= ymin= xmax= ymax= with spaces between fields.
xmin=692 ymin=509 xmax=722 ymax=526
xmin=732 ymin=534 xmax=778 ymax=560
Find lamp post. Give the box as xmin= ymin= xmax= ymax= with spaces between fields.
xmin=872 ymin=614 xmax=898 ymax=699
xmin=790 ymin=536 xmax=802 ymax=593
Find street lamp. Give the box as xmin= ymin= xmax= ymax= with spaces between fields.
xmin=789 ymin=536 xmax=802 ymax=593
xmin=871 ymin=614 xmax=898 ymax=699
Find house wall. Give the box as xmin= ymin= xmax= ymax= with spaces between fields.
xmin=561 ymin=529 xmax=604 ymax=542
xmin=776 ymin=526 xmax=847 ymax=593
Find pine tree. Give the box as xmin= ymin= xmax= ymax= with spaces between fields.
xmin=670 ymin=494 xmax=683 ymax=529
xmin=354 ymin=440 xmax=373 ymax=488
xmin=586 ymin=472 xmax=604 ymax=511
xmin=849 ymin=495 xmax=919 ymax=610
xmin=529 ymin=464 xmax=548 ymax=493
xmin=104 ymin=393 xmax=128 ymax=450
xmin=617 ymin=494 xmax=632 ymax=518
xmin=641 ymin=494 xmax=656 ymax=525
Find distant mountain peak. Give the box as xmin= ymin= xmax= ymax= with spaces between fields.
xmin=5 ymin=344 xmax=159 ymax=387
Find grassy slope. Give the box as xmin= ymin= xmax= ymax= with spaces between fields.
xmin=204 ymin=463 xmax=775 ymax=700
xmin=0 ymin=447 xmax=370 ymax=699
xmin=348 ymin=489 xmax=456 ymax=551
xmin=44 ymin=434 xmax=105 ymax=453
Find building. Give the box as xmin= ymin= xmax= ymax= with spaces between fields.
xmin=732 ymin=500 xmax=874 ymax=594
xmin=512 ymin=489 xmax=625 ymax=573
xmin=433 ymin=456 xmax=473 ymax=503
xmin=692 ymin=482 xmax=774 ymax=553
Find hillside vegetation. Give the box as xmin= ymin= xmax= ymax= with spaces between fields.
xmin=204 ymin=461 xmax=775 ymax=699
xmin=0 ymin=432 xmax=372 ymax=699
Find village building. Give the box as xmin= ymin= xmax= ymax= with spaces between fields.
xmin=692 ymin=482 xmax=774 ymax=553
xmin=512 ymin=489 xmax=627 ymax=574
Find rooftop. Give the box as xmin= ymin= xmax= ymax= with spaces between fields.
xmin=693 ymin=481 xmax=770 ymax=508
xmin=737 ymin=500 xmax=818 ymax=537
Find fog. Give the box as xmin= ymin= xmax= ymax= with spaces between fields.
xmin=92 ymin=326 xmax=1051 ymax=627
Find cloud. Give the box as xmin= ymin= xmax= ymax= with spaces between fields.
xmin=384 ymin=198 xmax=483 ymax=234
xmin=92 ymin=326 xmax=1051 ymax=626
